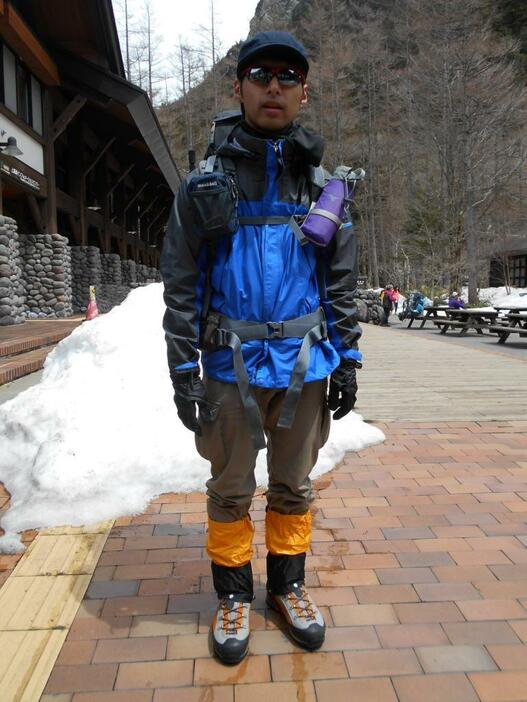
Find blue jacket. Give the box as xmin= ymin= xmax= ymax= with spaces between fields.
xmin=161 ymin=122 xmax=362 ymax=388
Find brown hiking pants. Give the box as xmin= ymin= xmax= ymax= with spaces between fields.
xmin=196 ymin=377 xmax=330 ymax=522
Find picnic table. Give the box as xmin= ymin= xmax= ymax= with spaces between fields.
xmin=493 ymin=305 xmax=527 ymax=314
xmin=406 ymin=305 xmax=449 ymax=328
xmin=489 ymin=312 xmax=527 ymax=344
xmin=433 ymin=307 xmax=500 ymax=335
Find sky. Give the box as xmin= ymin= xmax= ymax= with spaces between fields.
xmin=114 ymin=0 xmax=260 ymax=98
xmin=148 ymin=0 xmax=259 ymax=51
xmin=0 ymin=283 xmax=384 ymax=553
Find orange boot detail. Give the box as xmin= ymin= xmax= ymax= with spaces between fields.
xmin=265 ymin=510 xmax=311 ymax=555
xmin=207 ymin=516 xmax=254 ymax=567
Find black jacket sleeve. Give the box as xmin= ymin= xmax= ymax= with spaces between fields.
xmin=322 ymin=213 xmax=363 ymax=362
xmin=160 ymin=182 xmax=204 ymax=375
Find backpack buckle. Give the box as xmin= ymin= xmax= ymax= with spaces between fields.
xmin=267 ymin=321 xmax=284 ymax=339
xmin=215 ymin=328 xmax=228 ymax=346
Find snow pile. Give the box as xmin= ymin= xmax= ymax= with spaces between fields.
xmin=0 ymin=284 xmax=384 ymax=553
xmin=469 ymin=286 xmax=527 ymax=309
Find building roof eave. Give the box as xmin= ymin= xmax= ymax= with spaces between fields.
xmin=54 ymin=50 xmax=181 ymax=194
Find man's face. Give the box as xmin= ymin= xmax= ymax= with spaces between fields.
xmin=234 ymin=59 xmax=308 ymax=132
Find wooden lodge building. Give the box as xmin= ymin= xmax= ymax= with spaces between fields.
xmin=0 ymin=0 xmax=180 ymax=325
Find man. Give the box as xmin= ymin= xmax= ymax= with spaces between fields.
xmin=381 ymin=284 xmax=394 ymax=325
xmin=161 ymin=31 xmax=362 ymax=665
xmin=448 ymin=291 xmax=465 ymax=309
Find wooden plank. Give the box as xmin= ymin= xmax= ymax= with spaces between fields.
xmin=51 ymin=96 xmax=87 ymax=142
xmin=108 ymin=164 xmax=134 ymax=195
xmin=83 ymin=137 xmax=116 ymax=177
xmin=25 ymin=194 xmax=43 ymax=233
xmin=123 ymin=182 xmax=148 ymax=214
xmin=43 ymin=88 xmax=57 ymax=234
xmin=0 ymin=574 xmax=91 ymax=630
xmin=0 ymin=629 xmax=68 ymax=702
xmin=42 ymin=520 xmax=114 ymax=536
xmin=0 ymin=4 xmax=60 ymax=86
xmin=357 ymin=323 xmax=527 ymax=422
xmin=0 ymin=517 xmax=112 ymax=698
xmin=11 ymin=533 xmax=107 ymax=577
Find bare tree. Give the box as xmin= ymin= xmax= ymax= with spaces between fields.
xmin=196 ymin=0 xmax=224 ymax=114
xmin=407 ymin=0 xmax=527 ymax=301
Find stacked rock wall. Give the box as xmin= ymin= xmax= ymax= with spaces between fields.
xmin=71 ymin=246 xmax=102 ymax=313
xmin=354 ymin=289 xmax=385 ymax=325
xmin=135 ymin=263 xmax=149 ymax=285
xmin=147 ymin=267 xmax=161 ymax=283
xmin=19 ymin=233 xmax=73 ymax=319
xmin=1 ymin=228 xmax=161 ymax=323
xmin=99 ymin=253 xmax=129 ymax=313
xmin=0 ymin=216 xmax=25 ymax=325
xmin=101 ymin=253 xmax=122 ymax=286
xmin=121 ymin=259 xmax=137 ymax=288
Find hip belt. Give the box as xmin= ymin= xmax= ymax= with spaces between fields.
xmin=202 ymin=308 xmax=327 ymax=450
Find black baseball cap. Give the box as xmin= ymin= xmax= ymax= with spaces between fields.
xmin=237 ymin=31 xmax=309 ymax=79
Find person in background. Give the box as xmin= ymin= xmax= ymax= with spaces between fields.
xmin=448 ymin=291 xmax=465 ymax=309
xmin=381 ymin=284 xmax=394 ymax=325
xmin=392 ymin=286 xmax=400 ymax=314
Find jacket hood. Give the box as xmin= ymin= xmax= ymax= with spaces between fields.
xmin=217 ymin=121 xmax=324 ymax=167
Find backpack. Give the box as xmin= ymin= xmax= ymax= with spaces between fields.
xmin=203 ymin=110 xmax=243 ymax=161
xmin=199 ymin=110 xmax=326 ymax=199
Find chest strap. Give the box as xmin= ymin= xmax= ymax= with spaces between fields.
xmin=212 ymin=308 xmax=327 ymax=450
xmin=238 ymin=216 xmax=293 ymax=225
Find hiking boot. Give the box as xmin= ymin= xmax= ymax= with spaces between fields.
xmin=267 ymin=583 xmax=325 ymax=650
xmin=211 ymin=594 xmax=251 ymax=665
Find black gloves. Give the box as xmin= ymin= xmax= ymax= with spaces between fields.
xmin=171 ymin=368 xmax=218 ymax=435
xmin=327 ymin=358 xmax=362 ymax=420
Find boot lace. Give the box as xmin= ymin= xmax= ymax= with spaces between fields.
xmin=285 ymin=586 xmax=317 ymax=621
xmin=219 ymin=598 xmax=246 ymax=635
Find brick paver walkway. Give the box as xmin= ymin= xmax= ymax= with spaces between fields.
xmin=40 ymin=420 xmax=527 ymax=702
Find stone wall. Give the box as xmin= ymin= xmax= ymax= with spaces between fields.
xmin=147 ymin=267 xmax=161 ymax=283
xmin=99 ymin=253 xmax=129 ymax=313
xmin=136 ymin=263 xmax=148 ymax=285
xmin=19 ymin=233 xmax=73 ymax=319
xmin=0 ymin=216 xmax=25 ymax=326
xmin=121 ymin=259 xmax=137 ymax=287
xmin=0 ymin=227 xmax=160 ymax=324
xmin=71 ymin=246 xmax=102 ymax=313
xmin=101 ymin=253 xmax=122 ymax=286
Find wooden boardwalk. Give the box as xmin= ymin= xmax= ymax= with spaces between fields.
xmin=357 ymin=323 xmax=527 ymax=422
xmin=0 ymin=318 xmax=83 ymax=386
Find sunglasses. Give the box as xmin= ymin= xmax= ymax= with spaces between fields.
xmin=242 ymin=65 xmax=305 ymax=87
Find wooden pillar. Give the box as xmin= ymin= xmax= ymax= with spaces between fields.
xmin=43 ymin=87 xmax=57 ymax=233
xmin=78 ymin=124 xmax=89 ymax=246
xmin=68 ymin=121 xmax=86 ymax=245
xmin=101 ymin=152 xmax=111 ymax=254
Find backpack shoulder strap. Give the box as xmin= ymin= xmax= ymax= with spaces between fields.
xmin=308 ymin=165 xmax=326 ymax=203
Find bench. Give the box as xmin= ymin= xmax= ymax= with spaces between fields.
xmin=407 ymin=306 xmax=449 ymax=329
xmin=433 ymin=319 xmax=467 ymax=334
xmin=433 ymin=308 xmax=500 ymax=336
xmin=406 ymin=315 xmax=424 ymax=328
xmin=488 ymin=313 xmax=527 ymax=344
xmin=488 ymin=325 xmax=527 ymax=343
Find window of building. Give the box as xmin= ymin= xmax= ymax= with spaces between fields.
xmin=30 ymin=76 xmax=42 ymax=134
xmin=16 ymin=62 xmax=30 ymax=123
xmin=509 ymin=254 xmax=527 ymax=287
xmin=0 ymin=41 xmax=43 ymax=135
xmin=2 ymin=45 xmax=17 ymax=113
